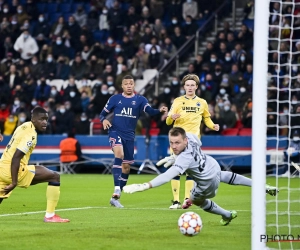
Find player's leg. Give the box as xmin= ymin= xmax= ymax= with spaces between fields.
xmin=221 ymin=171 xmax=278 ymax=196
xmin=0 ymin=198 xmax=3 ymax=204
xmin=169 ymin=175 xmax=181 ymax=209
xmin=31 ymin=165 xmax=69 ymax=223
xmin=119 ymin=139 xmax=134 ymax=191
xmin=184 ymin=174 xmax=194 ymax=200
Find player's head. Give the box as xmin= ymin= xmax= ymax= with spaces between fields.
xmin=181 ymin=74 xmax=199 ymax=97
xmin=122 ymin=75 xmax=135 ymax=95
xmin=31 ymin=106 xmax=48 ymax=132
xmin=168 ymin=127 xmax=188 ymax=155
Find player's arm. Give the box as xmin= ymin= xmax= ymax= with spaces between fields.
xmin=202 ymin=101 xmax=219 ymax=131
xmin=166 ymin=100 xmax=180 ymax=125
xmin=142 ymin=97 xmax=168 ymax=116
xmin=100 ymin=96 xmax=115 ymax=129
xmin=3 ymin=149 xmax=25 ymax=194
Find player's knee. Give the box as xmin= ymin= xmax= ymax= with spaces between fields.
xmin=122 ymin=164 xmax=130 ymax=174
xmin=115 ymin=153 xmax=124 ymax=159
xmin=51 ymin=171 xmax=60 ymax=182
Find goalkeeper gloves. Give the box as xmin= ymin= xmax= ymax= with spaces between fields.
xmin=123 ymin=183 xmax=150 ymax=194
xmin=156 ymin=154 xmax=177 ymax=168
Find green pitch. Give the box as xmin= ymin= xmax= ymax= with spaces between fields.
xmin=0 ymin=175 xmax=299 ymax=250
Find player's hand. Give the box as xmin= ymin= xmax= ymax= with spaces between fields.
xmin=171 ymin=114 xmax=181 ymax=120
xmin=103 ymin=119 xmax=112 ymax=130
xmin=213 ymin=124 xmax=220 ymax=131
xmin=3 ymin=183 xmax=16 ymax=194
xmin=159 ymin=106 xmax=168 ymax=113
xmin=156 ymin=154 xmax=177 ymax=168
xmin=0 ymin=133 xmax=3 ymax=142
xmin=123 ymin=183 xmax=150 ymax=194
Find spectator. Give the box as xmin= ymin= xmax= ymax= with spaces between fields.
xmin=17 ymin=111 xmax=27 ymax=126
xmin=107 ymin=1 xmax=124 ymax=41
xmin=70 ymin=54 xmax=89 ymax=80
xmin=88 ymin=83 xmax=110 ymax=116
xmin=5 ymin=64 xmax=22 ymax=89
xmin=183 ymin=15 xmax=198 ymax=39
xmin=244 ymin=0 xmax=255 ymax=20
xmin=161 ymin=37 xmax=177 ymax=60
xmin=34 ymin=76 xmax=51 ymax=104
xmin=0 ymin=103 xmax=9 ymax=130
xmin=52 ymin=103 xmax=74 ymax=135
xmin=73 ymin=5 xmax=87 ymax=28
xmin=74 ymin=112 xmax=90 ymax=135
xmin=168 ymin=1 xmax=183 ymax=22
xmin=219 ymin=100 xmax=237 ymax=130
xmin=3 ymin=114 xmax=17 ymax=135
xmin=0 ymin=77 xmax=10 ymax=104
xmin=148 ymin=46 xmax=163 ymax=69
xmin=50 ymin=16 xmax=65 ymax=40
xmin=145 ymin=36 xmax=161 ymax=54
xmin=29 ymin=55 xmax=43 ymax=78
xmin=124 ymin=6 xmax=139 ymax=28
xmin=48 ymin=85 xmax=63 ymax=105
xmin=16 ymin=5 xmax=29 ymax=25
xmin=99 ymin=6 xmax=109 ymax=33
xmin=182 ymin=0 xmax=198 ymax=20
xmin=202 ymin=42 xmax=214 ymax=63
xmin=241 ymin=100 xmax=252 ymax=128
xmin=13 ymin=29 xmax=39 ymax=61
xmin=63 ymin=76 xmax=80 ymax=100
xmin=87 ymin=55 xmax=104 ymax=80
xmin=33 ymin=14 xmax=50 ymax=38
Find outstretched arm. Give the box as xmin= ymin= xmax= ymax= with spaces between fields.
xmin=123 ymin=167 xmax=181 ymax=193
xmin=144 ymin=105 xmax=168 ymax=116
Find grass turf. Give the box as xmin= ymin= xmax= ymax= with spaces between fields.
xmin=0 ymin=175 xmax=299 ymax=250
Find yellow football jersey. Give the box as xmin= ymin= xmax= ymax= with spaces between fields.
xmin=167 ymin=95 xmax=213 ymax=138
xmin=0 ymin=122 xmax=37 ymax=166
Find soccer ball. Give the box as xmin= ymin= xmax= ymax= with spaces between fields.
xmin=178 ymin=211 xmax=202 ymax=236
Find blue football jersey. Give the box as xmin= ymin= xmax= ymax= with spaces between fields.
xmin=103 ymin=93 xmax=150 ymax=140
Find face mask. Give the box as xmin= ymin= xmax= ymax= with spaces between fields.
xmin=292 ymin=100 xmax=297 ymax=104
xmin=240 ymin=87 xmax=246 ymax=93
xmin=108 ymin=90 xmax=115 ymax=95
xmin=46 ymin=56 xmax=53 ymax=62
xmin=68 ymin=22 xmax=74 ymax=26
xmin=186 ymin=22 xmax=191 ymax=25
xmin=17 ymin=9 xmax=22 ymax=13
xmin=3 ymin=8 xmax=8 ymax=13
xmin=32 ymin=60 xmax=37 ymax=65
xmin=107 ymin=81 xmax=113 ymax=86
xmin=201 ymin=85 xmax=206 ymax=91
xmin=172 ymin=20 xmax=177 ymax=24
xmin=215 ymin=68 xmax=221 ymax=73
xmin=151 ymin=50 xmax=156 ymax=54
xmin=240 ymin=56 xmax=246 ymax=61
xmin=101 ymin=90 xmax=108 ymax=95
xmin=70 ymin=92 xmax=76 ymax=97
xmin=60 ymin=108 xmax=65 ymax=113
xmin=23 ymin=34 xmax=29 ymax=39
xmin=292 ymin=66 xmax=298 ymax=72
xmin=293 ymin=136 xmax=300 ymax=141
xmin=222 ymin=78 xmax=228 ymax=83
xmin=224 ymin=106 xmax=230 ymax=111
xmin=51 ymin=90 xmax=57 ymax=95
xmin=164 ymin=88 xmax=170 ymax=94
xmin=81 ymin=117 xmax=87 ymax=121
xmin=180 ymin=89 xmax=185 ymax=95
xmin=283 ymin=109 xmax=288 ymax=114
xmin=9 ymin=117 xmax=14 ymax=122
xmin=220 ymin=88 xmax=226 ymax=95
xmin=218 ymin=102 xmax=224 ymax=107
xmin=172 ymin=80 xmax=178 ymax=85
xmin=115 ymin=48 xmax=121 ymax=53
xmin=187 ymin=0 xmax=192 ymax=3
xmin=19 ymin=117 xmax=26 ymax=122
xmin=210 ymin=58 xmax=216 ymax=63
xmin=39 ymin=17 xmax=44 ymax=22
xmin=56 ymin=40 xmax=62 ymax=45
xmin=107 ymin=39 xmax=113 ymax=44
xmin=103 ymin=10 xmax=108 ymax=14
xmin=14 ymin=100 xmax=20 ymax=106
xmin=225 ymin=56 xmax=231 ymax=61
xmin=11 ymin=20 xmax=17 ymax=25
xmin=31 ymin=101 xmax=37 ymax=106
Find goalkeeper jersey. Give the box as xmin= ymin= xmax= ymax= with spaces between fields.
xmin=166 ymin=95 xmax=213 ymax=138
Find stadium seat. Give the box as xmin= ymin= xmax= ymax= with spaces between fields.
xmin=141 ymin=128 xmax=160 ymax=136
xmin=243 ymin=19 xmax=254 ymax=30
xmin=71 ymin=3 xmax=85 ymax=12
xmin=234 ymin=120 xmax=243 ymax=129
xmin=59 ymin=3 xmax=72 ymax=13
xmin=221 ymin=128 xmax=239 ymax=136
xmin=37 ymin=3 xmax=46 ymax=13
xmin=135 ymin=79 xmax=148 ymax=93
xmin=49 ymin=79 xmax=64 ymax=91
xmin=90 ymin=118 xmax=103 ymax=135
xmin=238 ymin=128 xmax=252 ymax=136
xmin=46 ymin=3 xmax=58 ymax=13
xmin=142 ymin=69 xmax=158 ymax=82
xmin=50 ymin=13 xmax=63 ymax=24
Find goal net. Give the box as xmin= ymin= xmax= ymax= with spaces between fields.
xmin=252 ymin=0 xmax=300 ymax=249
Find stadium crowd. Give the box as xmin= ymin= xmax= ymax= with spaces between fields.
xmin=0 ymin=0 xmax=296 ymax=137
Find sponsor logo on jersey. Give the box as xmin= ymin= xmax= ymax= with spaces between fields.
xmin=174 ymin=164 xmax=183 ymax=171
xmin=196 ymin=102 xmax=201 ymax=107
xmin=131 ymin=101 xmax=136 ymax=105
xmin=182 ymin=106 xmax=200 ymax=113
xmin=118 ymin=100 xmax=122 ymax=104
xmin=115 ymin=107 xmax=137 ymax=118
xmin=27 ymin=141 xmax=33 ymax=147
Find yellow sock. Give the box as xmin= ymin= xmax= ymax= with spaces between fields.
xmin=185 ymin=180 xmax=194 ymax=199
xmin=171 ymin=179 xmax=180 ymax=202
xmin=46 ymin=185 xmax=60 ymax=213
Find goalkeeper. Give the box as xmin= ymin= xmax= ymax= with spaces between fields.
xmin=158 ymin=74 xmax=219 ymax=209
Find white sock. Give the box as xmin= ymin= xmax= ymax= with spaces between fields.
xmin=114 ymin=186 xmax=120 ymax=191
xmin=45 ymin=212 xmax=55 ymax=218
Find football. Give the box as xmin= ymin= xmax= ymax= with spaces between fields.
xmin=178 ymin=211 xmax=202 ymax=236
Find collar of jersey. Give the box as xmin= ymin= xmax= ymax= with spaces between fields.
xmin=122 ymin=93 xmax=135 ymax=98
xmin=184 ymin=95 xmax=197 ymax=100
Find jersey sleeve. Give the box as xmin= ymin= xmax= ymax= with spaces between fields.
xmin=173 ymin=152 xmax=194 ymax=174
xmin=103 ymin=96 xmax=116 ymax=113
xmin=17 ymin=131 xmax=34 ymax=154
xmin=140 ymin=96 xmax=151 ymax=113
xmin=202 ymin=100 xmax=211 ymax=118
xmin=166 ymin=99 xmax=179 ymax=125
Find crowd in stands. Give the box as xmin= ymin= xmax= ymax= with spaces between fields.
xmin=0 ymin=0 xmax=297 ymax=137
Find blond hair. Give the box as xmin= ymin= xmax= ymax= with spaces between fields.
xmin=181 ymin=74 xmax=200 ymax=86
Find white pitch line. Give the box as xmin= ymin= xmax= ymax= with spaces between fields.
xmin=0 ymin=207 xmax=254 ymax=217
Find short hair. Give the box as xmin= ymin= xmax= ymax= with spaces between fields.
xmin=181 ymin=74 xmax=200 ymax=86
xmin=31 ymin=106 xmax=47 ymax=117
xmin=169 ymin=127 xmax=186 ymax=138
xmin=122 ymin=75 xmax=134 ymax=81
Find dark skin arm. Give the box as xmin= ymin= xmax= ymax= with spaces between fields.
xmin=3 ymin=149 xmax=25 ymax=194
